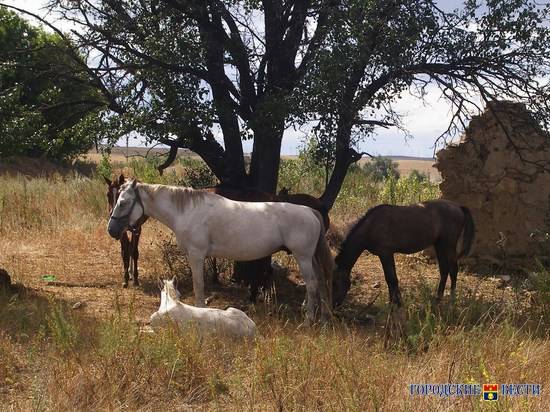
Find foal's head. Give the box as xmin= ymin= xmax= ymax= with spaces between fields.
xmin=104 ymin=174 xmax=126 ymax=216
xmin=160 ymin=277 xmax=181 ymax=301
xmin=332 ymin=265 xmax=352 ymax=307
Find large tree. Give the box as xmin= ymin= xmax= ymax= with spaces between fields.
xmin=6 ymin=0 xmax=549 ymax=198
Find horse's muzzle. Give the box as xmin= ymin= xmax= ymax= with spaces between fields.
xmin=107 ymin=218 xmax=126 ymax=240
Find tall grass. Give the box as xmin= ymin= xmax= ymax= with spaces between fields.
xmin=0 ymin=157 xmax=438 ymax=234
xmin=0 ymin=174 xmax=105 ymax=234
xmin=1 ymin=281 xmax=549 ymax=410
xmin=2 ymin=157 xmax=549 ymax=410
xmin=277 ymin=159 xmax=440 ymax=223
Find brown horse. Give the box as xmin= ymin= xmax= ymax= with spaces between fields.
xmin=332 ymin=199 xmax=475 ymax=307
xmin=204 ymin=183 xmax=330 ymax=302
xmin=104 ymin=174 xmax=147 ymax=288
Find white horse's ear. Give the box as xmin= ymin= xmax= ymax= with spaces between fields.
xmin=158 ymin=277 xmax=164 ymax=290
xmin=103 ymin=176 xmax=112 ymax=186
xmin=131 ymin=179 xmax=137 ymax=188
xmin=172 ymin=276 xmax=178 ymax=287
xmin=118 ymin=174 xmax=125 ymax=185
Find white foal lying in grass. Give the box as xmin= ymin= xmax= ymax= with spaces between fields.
xmin=150 ymin=278 xmax=257 ymax=338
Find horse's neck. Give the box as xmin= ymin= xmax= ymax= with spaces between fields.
xmin=336 ymin=227 xmax=367 ymax=271
xmin=138 ymin=184 xmax=179 ymax=230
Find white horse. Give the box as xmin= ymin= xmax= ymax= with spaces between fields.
xmin=150 ymin=278 xmax=257 ymax=338
xmin=107 ymin=180 xmax=333 ymax=322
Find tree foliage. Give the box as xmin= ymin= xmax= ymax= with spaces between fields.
xmin=0 ymin=6 xmax=107 ymax=161
xmin=298 ymin=134 xmax=336 ymax=188
xmin=5 ymin=1 xmax=550 ymax=201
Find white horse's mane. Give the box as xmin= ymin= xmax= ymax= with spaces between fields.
xmin=137 ymin=183 xmax=207 ymax=211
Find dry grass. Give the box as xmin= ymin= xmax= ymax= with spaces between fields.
xmin=0 ymin=167 xmax=549 ymax=411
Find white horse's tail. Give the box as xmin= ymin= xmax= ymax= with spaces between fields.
xmin=312 ymin=210 xmax=335 ymax=315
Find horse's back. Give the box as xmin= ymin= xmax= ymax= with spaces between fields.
xmin=358 ymin=200 xmax=465 ymax=254
xmin=151 ymin=304 xmax=256 ymax=338
xmin=208 ymin=196 xmax=321 ymax=245
xmin=210 ymin=186 xmax=329 ymax=230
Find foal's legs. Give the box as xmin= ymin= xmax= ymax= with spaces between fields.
xmin=120 ymin=233 xmax=131 ymax=288
xmin=130 ymin=229 xmax=141 ymax=286
xmin=379 ymin=254 xmax=402 ymax=306
xmin=188 ymin=251 xmax=206 ymax=307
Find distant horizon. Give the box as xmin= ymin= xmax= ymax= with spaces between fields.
xmin=106 ymin=145 xmax=438 ymax=161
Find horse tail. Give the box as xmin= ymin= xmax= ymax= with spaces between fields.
xmin=312 ymin=210 xmax=335 ymax=312
xmin=458 ymin=206 xmax=475 ymax=258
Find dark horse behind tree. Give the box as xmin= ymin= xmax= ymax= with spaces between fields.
xmin=205 ymin=183 xmax=330 ymax=302
xmin=332 ymin=199 xmax=475 ymax=307
xmin=208 ymin=184 xmax=330 ymax=229
xmin=104 ymin=174 xmax=147 ymax=288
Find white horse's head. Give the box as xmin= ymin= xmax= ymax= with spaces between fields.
xmin=107 ymin=179 xmax=144 ymax=240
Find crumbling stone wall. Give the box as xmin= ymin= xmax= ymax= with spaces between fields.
xmin=435 ymin=101 xmax=550 ymax=262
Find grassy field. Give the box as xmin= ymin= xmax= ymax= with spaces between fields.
xmin=0 ymin=156 xmax=548 ymax=410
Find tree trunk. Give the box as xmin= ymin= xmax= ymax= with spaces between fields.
xmin=233 ymin=118 xmax=285 ymax=301
xmin=320 ymin=125 xmax=363 ymax=210
xmin=249 ymin=121 xmax=284 ymax=192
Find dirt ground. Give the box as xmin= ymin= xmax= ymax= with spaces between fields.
xmin=0 ymin=217 xmax=509 ymax=330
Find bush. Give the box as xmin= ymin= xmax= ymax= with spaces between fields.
xmin=378 ymin=173 xmax=439 ymax=205
xmin=408 ymin=169 xmax=429 ymax=181
xmin=96 ymin=153 xmax=113 ymax=179
xmin=363 ymin=156 xmax=400 ymax=182
xmin=179 ymin=157 xmax=218 ymax=188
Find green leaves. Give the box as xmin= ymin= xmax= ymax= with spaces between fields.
xmin=0 ymin=6 xmax=105 ymax=162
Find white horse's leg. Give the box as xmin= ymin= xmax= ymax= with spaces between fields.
xmin=188 ymin=251 xmax=206 ymax=307
xmin=312 ymin=257 xmax=331 ymax=320
xmin=296 ymin=256 xmax=319 ymax=323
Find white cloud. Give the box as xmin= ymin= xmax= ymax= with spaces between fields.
xmin=3 ymin=0 xmax=78 ymax=32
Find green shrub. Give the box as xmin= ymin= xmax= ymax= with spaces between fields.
xmin=179 ymin=157 xmax=217 ymax=188
xmin=46 ymin=299 xmax=79 ymax=354
xmin=378 ymin=173 xmax=439 ymax=205
xmin=363 ymin=156 xmax=400 ymax=182
xmin=96 ymin=152 xmax=112 ymax=179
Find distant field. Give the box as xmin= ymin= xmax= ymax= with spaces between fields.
xmin=84 ymin=147 xmax=440 ymax=181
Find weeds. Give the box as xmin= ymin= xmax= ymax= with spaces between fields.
xmin=1 ymin=158 xmax=549 ymax=411
xmin=46 ymin=298 xmax=80 ymax=354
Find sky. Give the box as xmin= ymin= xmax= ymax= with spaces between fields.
xmin=6 ymin=0 xmax=471 ymax=158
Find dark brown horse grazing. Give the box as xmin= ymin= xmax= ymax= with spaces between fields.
xmin=104 ymin=174 xmax=147 ymax=288
xmin=204 ymin=183 xmax=330 ymax=302
xmin=332 ymin=199 xmax=475 ymax=307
